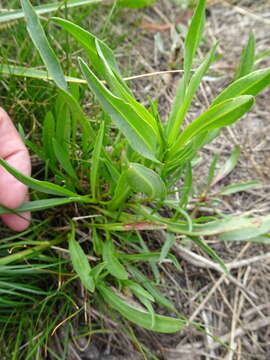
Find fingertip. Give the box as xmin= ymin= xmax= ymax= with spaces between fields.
xmin=1 ymin=211 xmax=31 ymax=232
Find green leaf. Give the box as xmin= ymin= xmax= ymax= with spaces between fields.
xmin=95 ymin=39 xmax=159 ymax=134
xmin=42 ymin=111 xmax=56 ymax=165
xmin=68 ymin=227 xmax=95 ymax=293
xmin=211 ymin=146 xmax=241 ymax=186
xmin=0 ymin=64 xmax=86 ymax=84
xmin=79 ymin=58 xmax=158 ymax=162
xmin=169 ymin=96 xmax=254 ymax=157
xmin=0 ymin=0 xmax=101 ymax=24
xmin=0 ymin=158 xmax=79 ymax=197
xmin=159 ymin=233 xmax=176 ymax=263
xmin=19 ymin=2 xmax=94 ymax=148
xmin=98 ymin=284 xmax=185 ymax=333
xmin=235 ymin=32 xmax=255 ymax=80
xmin=91 ymin=121 xmax=105 ymax=199
xmin=211 ymin=67 xmax=270 ymax=106
xmin=219 ymin=181 xmax=261 ymax=195
xmin=20 ymin=0 xmax=68 ymax=91
xmin=167 ymin=43 xmax=217 ymax=144
xmin=127 ymin=265 xmax=176 ymax=312
xmin=118 ymin=0 xmax=156 ymax=8
xmin=52 ymin=138 xmax=78 ymax=181
xmin=108 ymin=170 xmax=131 ymax=210
xmin=218 ymin=215 xmax=270 ymax=242
xmin=122 ymin=280 xmax=155 ymax=302
xmin=192 ymin=236 xmax=228 ymax=274
xmin=0 ymin=198 xmax=83 ymax=215
xmin=102 ymin=240 xmax=128 ymax=280
xmin=53 ymin=17 xmax=121 ymax=82
xmin=126 ymin=163 xmax=166 ymax=199
xmin=184 ymin=0 xmax=206 ymax=84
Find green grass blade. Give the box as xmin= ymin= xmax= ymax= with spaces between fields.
xmin=20 ymin=0 xmax=68 ymax=91
xmin=0 ymin=158 xmax=78 ymax=197
xmin=0 ymin=0 xmax=101 ymax=24
xmin=211 ymin=67 xmax=270 ymax=106
xmin=79 ymin=58 xmax=158 ymax=162
xmin=168 ymin=96 xmax=254 ymax=157
xmin=91 ymin=121 xmax=105 ymax=200
xmin=98 ymin=284 xmax=185 ymax=333
xmin=0 ymin=198 xmax=82 ymax=214
xmin=68 ymin=226 xmax=95 ymax=293
xmin=235 ymin=32 xmax=255 ymax=80
xmin=102 ymin=239 xmax=128 ymax=280
xmin=126 ymin=163 xmax=166 ymax=200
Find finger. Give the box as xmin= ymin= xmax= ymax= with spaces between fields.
xmin=0 ymin=108 xmax=31 ymax=209
xmin=0 ymin=194 xmax=31 ymax=231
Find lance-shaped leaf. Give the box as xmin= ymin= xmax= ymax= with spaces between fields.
xmin=102 ymin=240 xmax=128 ymax=280
xmin=0 ymin=198 xmax=83 ymax=215
xmin=118 ymin=0 xmax=157 ymax=8
xmin=126 ymin=163 xmax=166 ymax=199
xmin=53 ymin=18 xmax=159 ymax=135
xmin=52 ymin=138 xmax=78 ymax=181
xmin=211 ymin=146 xmax=240 ymax=186
xmin=235 ymin=32 xmax=255 ymax=80
xmin=168 ymin=95 xmax=254 ymax=157
xmin=184 ymin=0 xmax=206 ymax=83
xmin=212 ymin=67 xmax=270 ymax=106
xmin=0 ymin=158 xmax=79 ymax=197
xmin=91 ymin=121 xmax=105 ymax=199
xmin=219 ymin=180 xmax=261 ymax=196
xmin=98 ymin=284 xmax=185 ymax=333
xmin=79 ymin=59 xmax=158 ymax=161
xmin=69 ymin=228 xmax=95 ymax=293
xmin=20 ymin=0 xmax=68 ymax=91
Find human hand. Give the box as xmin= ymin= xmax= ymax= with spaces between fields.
xmin=0 ymin=108 xmax=31 ymax=231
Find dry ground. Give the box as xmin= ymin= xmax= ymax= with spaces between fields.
xmin=50 ymin=1 xmax=270 ymax=359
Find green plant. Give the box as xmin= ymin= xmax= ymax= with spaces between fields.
xmin=1 ymin=0 xmax=270 ymax=336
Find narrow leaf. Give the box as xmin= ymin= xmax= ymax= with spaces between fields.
xmin=167 ymin=43 xmax=217 ymax=144
xmin=235 ymin=32 xmax=255 ymax=80
xmin=98 ymin=284 xmax=185 ymax=333
xmin=102 ymin=240 xmax=128 ymax=280
xmin=184 ymin=0 xmax=206 ymax=83
xmin=20 ymin=0 xmax=68 ymax=91
xmin=52 ymin=138 xmax=78 ymax=180
xmin=212 ymin=67 xmax=270 ymax=106
xmin=0 ymin=198 xmax=82 ymax=215
xmin=0 ymin=158 xmax=78 ymax=197
xmin=219 ymin=180 xmax=261 ymax=195
xmin=169 ymin=96 xmax=254 ymax=157
xmin=91 ymin=121 xmax=105 ymax=199
xmin=79 ymin=58 xmax=158 ymax=161
xmin=69 ymin=228 xmax=95 ymax=292
xmin=211 ymin=146 xmax=240 ymax=186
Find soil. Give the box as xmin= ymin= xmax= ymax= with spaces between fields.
xmin=74 ymin=1 xmax=270 ymax=359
